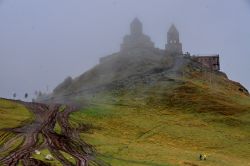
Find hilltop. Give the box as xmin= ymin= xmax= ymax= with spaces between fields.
xmin=43 ymin=18 xmax=248 ymax=110
xmin=45 ymin=47 xmax=249 ymax=115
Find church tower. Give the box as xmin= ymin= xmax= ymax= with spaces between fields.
xmin=130 ymin=18 xmax=143 ymax=36
xmin=165 ymin=24 xmax=183 ymax=54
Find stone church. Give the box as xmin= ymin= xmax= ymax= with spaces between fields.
xmin=120 ymin=18 xmax=183 ymax=55
xmin=120 ymin=18 xmax=155 ymax=51
xmin=103 ymin=18 xmax=220 ymax=71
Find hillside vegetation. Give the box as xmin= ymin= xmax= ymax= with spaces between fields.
xmin=0 ymin=98 xmax=34 ymax=158
xmin=69 ymin=74 xmax=250 ymax=166
xmin=0 ymin=98 xmax=33 ymax=130
xmin=37 ymin=48 xmax=250 ymax=165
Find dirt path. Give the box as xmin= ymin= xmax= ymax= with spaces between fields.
xmin=0 ymin=101 xmax=107 ymax=166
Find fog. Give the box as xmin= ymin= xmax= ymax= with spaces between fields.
xmin=0 ymin=0 xmax=250 ymax=100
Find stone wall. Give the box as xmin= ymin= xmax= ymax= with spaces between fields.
xmin=193 ymin=55 xmax=220 ymax=71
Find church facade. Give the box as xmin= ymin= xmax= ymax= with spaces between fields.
xmin=120 ymin=18 xmax=155 ymax=51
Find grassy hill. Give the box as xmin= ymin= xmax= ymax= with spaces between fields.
xmin=57 ymin=49 xmax=249 ymax=165
xmin=15 ymin=48 xmax=250 ymax=165
xmin=68 ymin=72 xmax=250 ymax=166
xmin=0 ymin=98 xmax=34 ymax=158
xmin=0 ymin=98 xmax=33 ymax=131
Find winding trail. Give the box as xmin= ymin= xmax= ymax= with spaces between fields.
xmin=0 ymin=101 xmax=107 ymax=166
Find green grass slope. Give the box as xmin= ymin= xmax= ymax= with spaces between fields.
xmin=43 ymin=49 xmax=250 ymax=165
xmin=69 ymin=72 xmax=250 ymax=166
xmin=0 ymin=98 xmax=34 ymax=158
xmin=0 ymin=98 xmax=33 ymax=130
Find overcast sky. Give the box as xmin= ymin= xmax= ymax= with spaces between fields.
xmin=0 ymin=0 xmax=250 ymax=100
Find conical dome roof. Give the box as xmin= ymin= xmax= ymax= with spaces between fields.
xmin=130 ymin=18 xmax=143 ymax=35
xmin=131 ymin=18 xmax=142 ymax=25
xmin=168 ymin=24 xmax=179 ymax=34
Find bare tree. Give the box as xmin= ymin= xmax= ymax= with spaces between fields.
xmin=25 ymin=93 xmax=28 ymax=99
xmin=13 ymin=93 xmax=16 ymax=99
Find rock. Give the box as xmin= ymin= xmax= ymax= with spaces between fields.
xmin=199 ymin=154 xmax=207 ymax=161
xmin=34 ymin=150 xmax=41 ymax=155
xmin=45 ymin=154 xmax=54 ymax=161
xmin=203 ymin=154 xmax=207 ymax=160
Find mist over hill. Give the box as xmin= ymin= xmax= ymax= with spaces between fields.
xmin=38 ymin=19 xmax=249 ymax=117
xmin=37 ymin=45 xmax=248 ymax=116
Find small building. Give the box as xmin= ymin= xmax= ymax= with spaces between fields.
xmin=193 ymin=55 xmax=220 ymax=71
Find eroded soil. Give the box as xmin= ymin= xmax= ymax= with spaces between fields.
xmin=0 ymin=101 xmax=107 ymax=166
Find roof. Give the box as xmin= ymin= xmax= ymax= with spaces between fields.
xmin=168 ymin=24 xmax=178 ymax=33
xmin=194 ymin=54 xmax=219 ymax=58
xmin=131 ymin=18 xmax=142 ymax=26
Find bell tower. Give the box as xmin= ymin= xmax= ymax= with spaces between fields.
xmin=165 ymin=24 xmax=183 ymax=54
xmin=130 ymin=18 xmax=143 ymax=36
